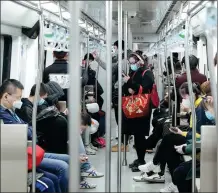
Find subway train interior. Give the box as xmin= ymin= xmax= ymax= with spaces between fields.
xmin=0 ymin=0 xmax=217 ymax=192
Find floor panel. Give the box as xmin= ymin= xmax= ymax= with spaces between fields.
xmin=82 ymin=146 xmax=164 ymax=192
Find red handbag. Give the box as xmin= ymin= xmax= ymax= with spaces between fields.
xmin=122 ymin=86 xmax=151 ymax=119
xmin=27 ymin=145 xmax=45 ymax=170
xmin=141 ymin=70 xmax=160 ymax=108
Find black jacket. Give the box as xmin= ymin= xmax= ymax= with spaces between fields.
xmin=123 ymin=67 xmax=154 ymax=96
xmin=43 ymin=59 xmax=68 ymax=102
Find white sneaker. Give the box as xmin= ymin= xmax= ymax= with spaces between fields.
xmin=143 ymin=173 xmax=165 ymax=183
xmin=133 ymin=172 xmax=148 ymax=182
xmin=138 ymin=161 xmax=158 ymax=173
xmin=89 ymin=143 xmax=98 ymax=151
xmin=160 ymin=182 xmax=178 ymax=192
xmin=85 ymin=145 xmax=96 ymax=155
xmin=80 ymin=180 xmax=97 ymax=189
xmin=81 ymin=167 xmax=104 ymax=178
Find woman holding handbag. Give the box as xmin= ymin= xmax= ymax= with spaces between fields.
xmin=116 ymin=52 xmax=154 ymax=172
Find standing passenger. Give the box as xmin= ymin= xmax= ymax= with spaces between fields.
xmin=43 ymin=50 xmax=68 ymax=103
xmin=113 ymin=53 xmax=154 ymax=172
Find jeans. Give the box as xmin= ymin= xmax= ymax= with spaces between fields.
xmin=39 ymin=153 xmax=69 ymax=192
xmin=37 ymin=168 xmax=61 ymax=192
xmin=79 ymin=135 xmax=91 ymax=172
xmin=39 ymin=176 xmax=55 ymax=192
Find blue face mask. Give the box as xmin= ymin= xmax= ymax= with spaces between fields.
xmin=205 ymin=111 xmax=215 ymax=121
xmin=130 ymin=64 xmax=138 ymax=71
xmin=38 ymin=98 xmax=45 ymax=106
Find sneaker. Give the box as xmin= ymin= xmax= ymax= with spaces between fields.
xmin=80 ymin=181 xmax=97 ymax=189
xmin=81 ymin=168 xmax=104 ymax=178
xmin=133 ymin=172 xmax=147 ymax=182
xmin=111 ymin=144 xmax=129 ymax=152
xmin=143 ymin=173 xmax=165 ymax=183
xmin=90 ymin=143 xmax=98 ymax=151
xmin=160 ymin=182 xmax=178 ymax=192
xmin=85 ymin=145 xmax=96 ymax=155
xmin=138 ymin=161 xmax=158 ymax=173
xmin=131 ymin=161 xmax=146 ymax=172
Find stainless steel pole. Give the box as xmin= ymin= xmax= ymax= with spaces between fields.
xmin=164 ymin=41 xmax=171 ymax=116
xmin=184 ymin=15 xmax=196 ymax=193
xmin=105 ymin=1 xmax=112 ymax=192
xmin=205 ymin=32 xmax=217 ymax=122
xmin=117 ymin=1 xmax=123 ymax=192
xmin=122 ymin=10 xmax=128 ymax=167
xmin=68 ymin=1 xmax=81 ymax=192
xmin=170 ymin=52 xmax=177 ymax=126
xmin=31 ymin=2 xmax=44 ymax=192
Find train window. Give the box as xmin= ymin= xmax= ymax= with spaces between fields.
xmin=1 ymin=35 xmax=12 ymax=84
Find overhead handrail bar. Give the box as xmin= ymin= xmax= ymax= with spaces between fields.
xmin=117 ymin=1 xmax=123 ymax=192
xmin=187 ymin=0 xmax=206 ymax=15
xmin=185 ymin=5 xmax=197 ymax=191
xmin=12 ymin=0 xmax=42 ymax=14
xmin=31 ymin=1 xmax=44 ymax=192
xmin=105 ymin=1 xmax=112 ymax=192
xmin=122 ymin=10 xmax=128 ymax=167
xmin=156 ymin=2 xmax=208 ymax=46
xmin=43 ymin=17 xmax=106 ymax=43
xmin=68 ymin=1 xmax=81 ymax=191
xmin=58 ymin=1 xmax=63 ymax=22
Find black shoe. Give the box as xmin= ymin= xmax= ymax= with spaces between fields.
xmin=129 ymin=159 xmax=139 ymax=168
xmin=131 ymin=161 xmax=146 ymax=172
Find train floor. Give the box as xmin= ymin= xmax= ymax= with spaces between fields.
xmin=84 ymin=145 xmax=164 ymax=192
xmin=82 ymin=109 xmax=164 ymax=192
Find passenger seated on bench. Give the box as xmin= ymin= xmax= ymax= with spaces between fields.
xmin=173 ymin=95 xmax=215 ymax=193
xmin=15 ymin=83 xmax=69 ymax=154
xmin=0 ymin=79 xmax=102 ymax=190
xmin=133 ymin=81 xmax=212 ymax=192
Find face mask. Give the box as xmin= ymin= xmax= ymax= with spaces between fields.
xmin=205 ymin=111 xmax=215 ymax=121
xmin=13 ymin=100 xmax=23 ymax=110
xmin=181 ymin=98 xmax=191 ymax=109
xmin=38 ymin=98 xmax=45 ymax=106
xmin=130 ymin=64 xmax=138 ymax=71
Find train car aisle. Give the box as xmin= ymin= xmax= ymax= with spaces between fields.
xmin=81 ymin=111 xmax=163 ymax=192
xmin=83 ymin=148 xmax=163 ymax=192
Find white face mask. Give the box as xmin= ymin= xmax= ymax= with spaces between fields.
xmin=13 ymin=100 xmax=23 ymax=110
xmin=181 ymin=98 xmax=191 ymax=109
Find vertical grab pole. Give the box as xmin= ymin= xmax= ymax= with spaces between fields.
xmin=164 ymin=40 xmax=171 ymax=116
xmin=184 ymin=15 xmax=196 ymax=193
xmin=205 ymin=34 xmax=217 ymax=121
xmin=32 ymin=1 xmax=44 ymax=192
xmin=117 ymin=1 xmax=123 ymax=192
xmin=170 ymin=52 xmax=177 ymax=126
xmin=122 ymin=10 xmax=128 ymax=166
xmin=68 ymin=1 xmax=81 ymax=192
xmin=83 ymin=35 xmax=90 ymax=146
xmin=105 ymin=1 xmax=112 ymax=191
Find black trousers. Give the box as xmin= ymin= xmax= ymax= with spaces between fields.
xmin=134 ymin=133 xmax=147 ymax=163
xmin=153 ymin=133 xmax=186 ymax=176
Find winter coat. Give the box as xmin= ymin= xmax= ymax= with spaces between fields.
xmin=0 ymin=105 xmax=33 ymax=140
xmin=43 ymin=59 xmax=68 ymax=102
xmin=16 ymin=98 xmax=68 ymax=154
xmin=122 ymin=67 xmax=154 ymax=136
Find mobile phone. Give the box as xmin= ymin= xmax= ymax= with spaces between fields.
xmin=170 ymin=127 xmax=178 ymax=132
